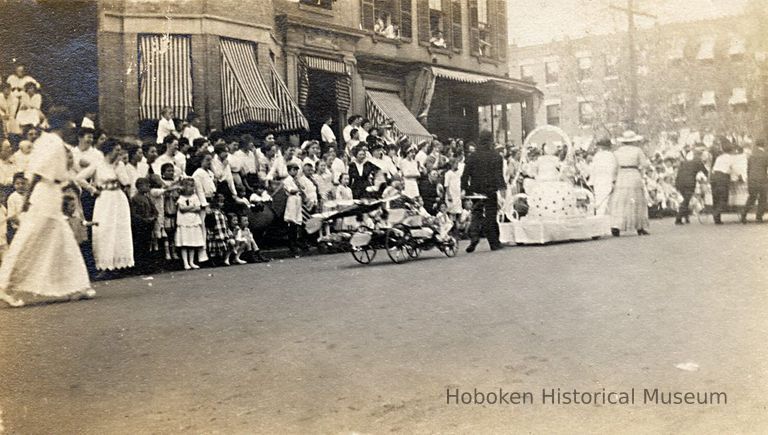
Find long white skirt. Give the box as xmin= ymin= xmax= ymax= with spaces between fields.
xmin=92 ymin=190 xmax=134 ymax=270
xmin=0 ymin=182 xmax=91 ymax=297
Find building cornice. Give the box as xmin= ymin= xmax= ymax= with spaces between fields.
xmin=277 ymin=14 xmax=367 ymax=39
xmin=101 ymin=12 xmax=272 ymax=33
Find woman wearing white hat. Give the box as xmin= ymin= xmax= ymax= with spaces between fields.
xmin=609 ymin=130 xmax=651 ymax=236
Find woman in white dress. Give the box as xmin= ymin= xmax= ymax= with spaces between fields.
xmin=76 ymin=139 xmax=134 ymax=270
xmin=15 ymin=82 xmax=42 ymax=128
xmin=608 ymin=131 xmax=651 ymax=236
xmin=0 ymin=130 xmax=93 ymax=307
xmin=399 ymin=145 xmax=421 ymax=198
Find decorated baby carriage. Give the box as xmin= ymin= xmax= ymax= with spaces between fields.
xmin=306 ymin=198 xmax=390 ymax=264
xmin=382 ymin=196 xmax=459 ymax=264
xmin=497 ymin=126 xmax=611 ymax=244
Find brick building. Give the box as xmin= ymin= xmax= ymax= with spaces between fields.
xmin=91 ymin=0 xmax=543 ymax=142
xmin=508 ymin=11 xmax=767 ymax=147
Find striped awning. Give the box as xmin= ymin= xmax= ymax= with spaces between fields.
xmin=365 ymin=90 xmax=432 ymax=145
xmin=431 ymin=66 xmax=542 ymax=101
xmin=301 ymin=55 xmax=349 ymax=75
xmin=270 ymin=63 xmax=309 ymax=133
xmin=138 ymin=34 xmax=193 ymax=120
xmin=297 ymin=55 xmax=352 ymax=111
xmin=220 ymin=38 xmax=281 ymax=128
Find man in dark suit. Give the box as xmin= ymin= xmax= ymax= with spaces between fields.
xmin=675 ymin=149 xmax=708 ymax=224
xmin=742 ymin=139 xmax=768 ymax=223
xmin=461 ymin=130 xmax=506 ymax=252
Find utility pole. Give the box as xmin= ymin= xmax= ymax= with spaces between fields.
xmin=610 ymin=1 xmax=656 ymax=131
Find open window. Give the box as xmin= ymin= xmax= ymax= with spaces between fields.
xmin=729 ymin=87 xmax=748 ymax=113
xmin=577 ymin=55 xmax=592 ymax=82
xmin=546 ymin=102 xmax=561 ymax=126
xmin=578 ymin=100 xmax=594 ymax=125
xmin=700 ymin=91 xmax=716 ymax=115
xmin=670 ymin=93 xmax=687 ymax=121
xmin=545 ymin=60 xmax=559 ymax=85
xmin=362 ymin=0 xmax=411 ymax=40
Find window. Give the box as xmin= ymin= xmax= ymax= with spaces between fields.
xmin=671 ymin=93 xmax=687 ymax=120
xmin=668 ymin=38 xmax=686 ymax=63
xmin=301 ymin=0 xmax=333 ymax=9
xmin=700 ymin=91 xmax=716 ymax=114
xmin=546 ymin=104 xmax=560 ymax=126
xmin=578 ymin=101 xmax=594 ymax=125
xmin=604 ymin=54 xmax=618 ymax=78
xmin=697 ymin=37 xmax=715 ymax=61
xmin=545 ymin=61 xmax=559 ymax=85
xmin=477 ymin=0 xmax=491 ymax=57
xmin=429 ymin=0 xmax=444 ymax=37
xmin=729 ymin=35 xmax=745 ymax=61
xmin=362 ymin=0 xmax=411 ymax=39
xmin=578 ymin=56 xmax=592 ymax=81
xmin=520 ymin=64 xmax=534 ymax=82
xmin=729 ymin=87 xmax=748 ymax=112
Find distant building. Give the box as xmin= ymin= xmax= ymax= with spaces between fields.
xmin=508 ymin=12 xmax=767 ymax=147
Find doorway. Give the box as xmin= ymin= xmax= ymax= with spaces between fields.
xmin=305 ymin=69 xmax=340 ymax=142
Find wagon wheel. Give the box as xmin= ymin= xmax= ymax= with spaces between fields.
xmin=385 ymin=227 xmax=409 ymax=264
xmin=440 ymin=235 xmax=459 ymax=257
xmin=406 ymin=245 xmax=421 ymax=258
xmin=351 ymin=246 xmax=377 ymax=264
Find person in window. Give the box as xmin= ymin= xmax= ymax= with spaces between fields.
xmin=430 ymin=31 xmax=448 ymax=49
xmin=375 ymin=13 xmax=398 ymax=39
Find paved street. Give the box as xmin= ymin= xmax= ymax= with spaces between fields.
xmin=1 ymin=218 xmax=767 ymax=434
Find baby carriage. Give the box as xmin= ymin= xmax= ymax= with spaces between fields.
xmin=306 ymin=198 xmax=391 ymax=264
xmin=382 ymin=196 xmax=459 ymax=264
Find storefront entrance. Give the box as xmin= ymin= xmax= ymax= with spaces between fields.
xmin=305 ymin=69 xmax=340 ymax=141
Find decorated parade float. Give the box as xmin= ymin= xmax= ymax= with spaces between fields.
xmin=498 ymin=126 xmax=611 ymax=244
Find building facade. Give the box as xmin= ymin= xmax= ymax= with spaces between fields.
xmin=94 ymin=0 xmax=541 ymax=143
xmin=508 ymin=12 xmax=767 ymax=148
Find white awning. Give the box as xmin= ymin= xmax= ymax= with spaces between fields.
xmin=430 ymin=66 xmax=542 ymax=96
xmin=729 ymin=36 xmax=746 ymax=56
xmin=697 ymin=38 xmax=715 ymax=60
xmin=729 ymin=88 xmax=748 ymax=105
xmin=700 ymin=91 xmax=716 ymax=107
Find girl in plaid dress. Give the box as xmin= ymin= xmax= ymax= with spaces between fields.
xmin=205 ymin=193 xmax=236 ymax=266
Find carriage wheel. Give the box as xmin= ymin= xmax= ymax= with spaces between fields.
xmin=385 ymin=227 xmax=409 ymax=264
xmin=351 ymin=246 xmax=377 ymax=264
xmin=441 ymin=235 xmax=459 ymax=257
xmin=406 ymin=245 xmax=421 ymax=258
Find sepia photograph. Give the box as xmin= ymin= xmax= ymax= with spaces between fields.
xmin=0 ymin=0 xmax=766 ymax=433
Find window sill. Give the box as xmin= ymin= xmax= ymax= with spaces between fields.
xmin=298 ymin=3 xmax=334 ymax=16
xmin=370 ymin=33 xmax=404 ymax=46
xmin=474 ymin=54 xmax=501 ymax=65
xmin=429 ymin=46 xmax=452 ymax=57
